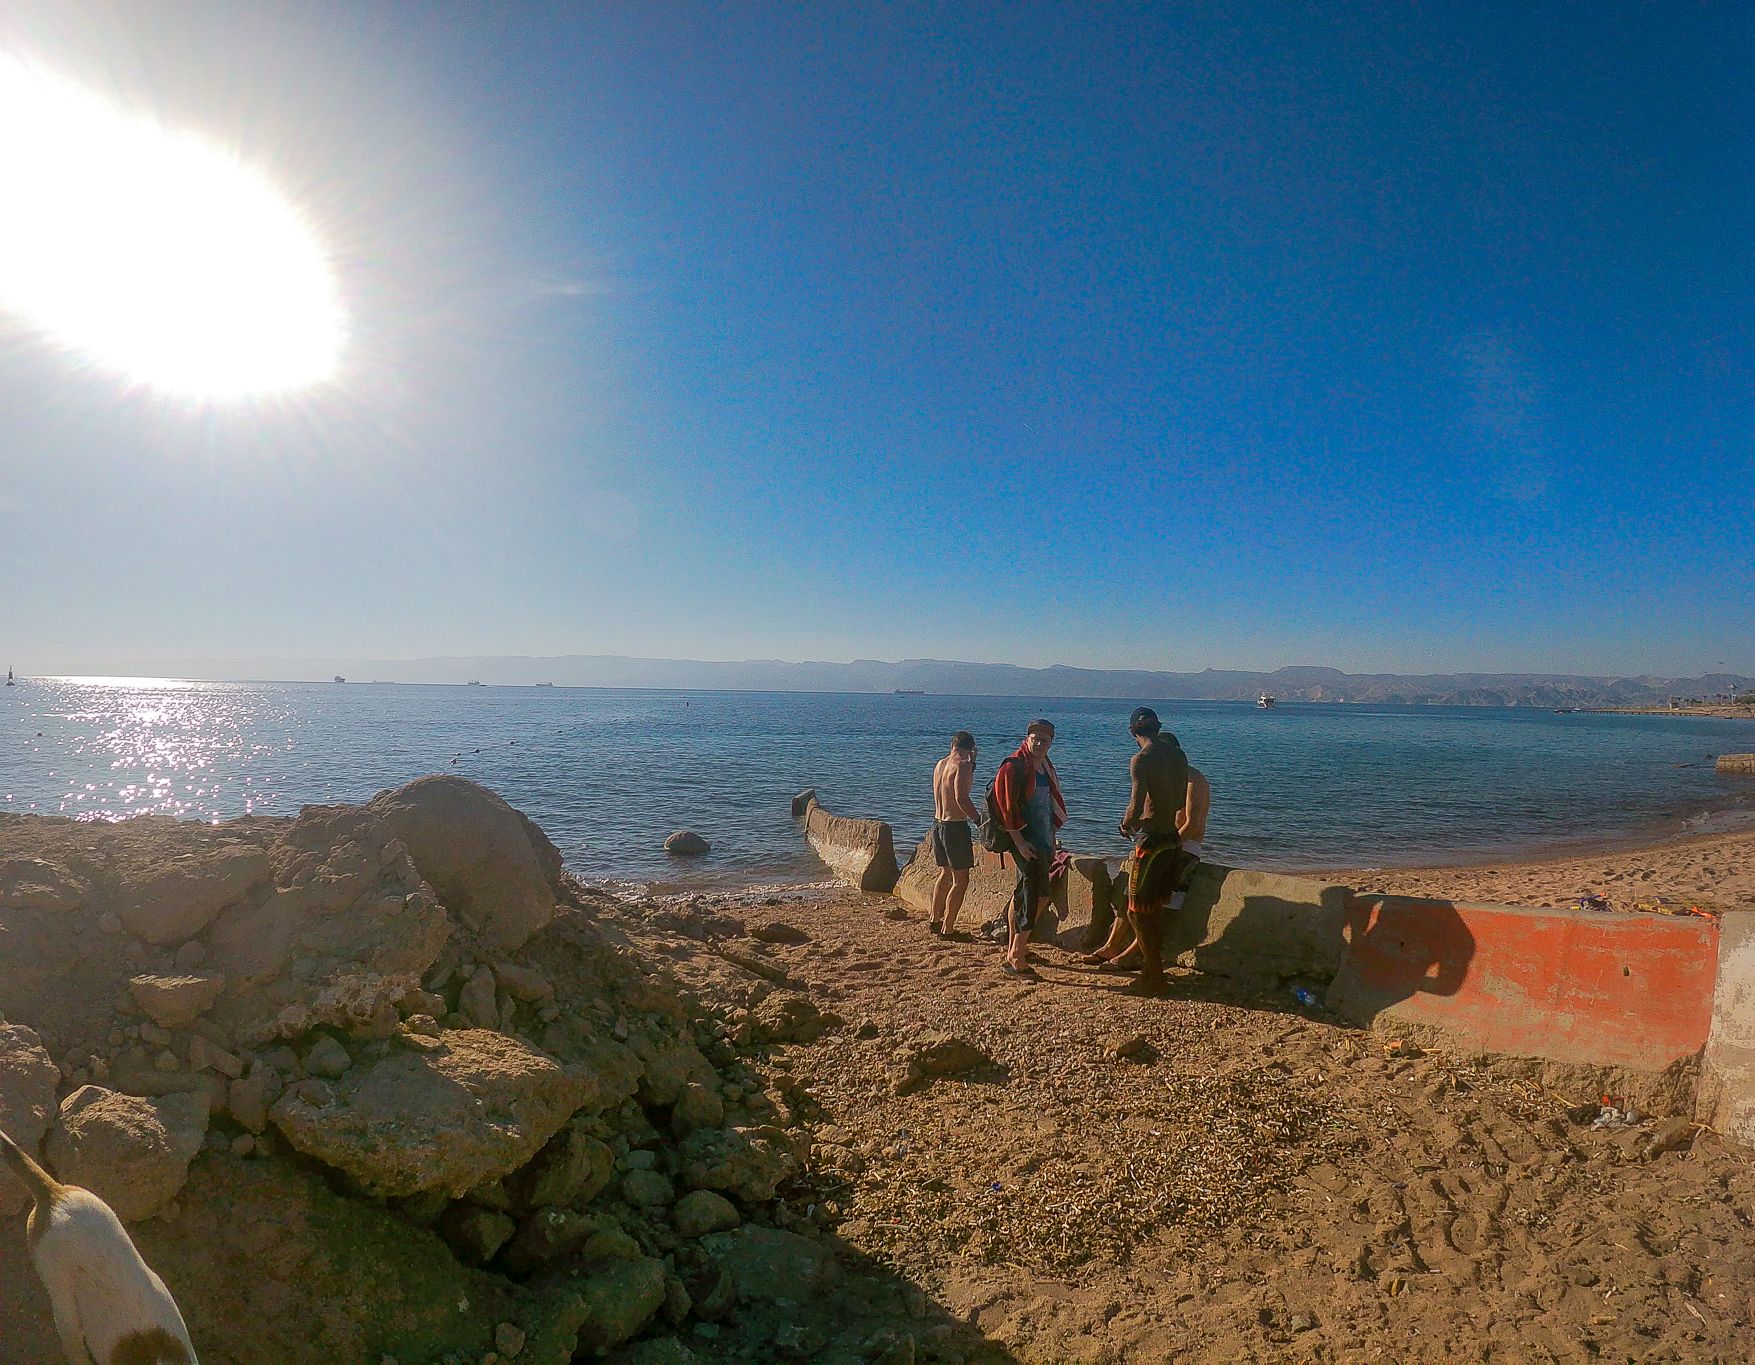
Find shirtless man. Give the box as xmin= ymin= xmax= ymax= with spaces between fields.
xmin=929 ymin=732 xmax=981 ymax=936
xmin=1115 ymin=707 xmax=1200 ymax=996
xmin=1082 ymin=762 xmax=1208 ymax=970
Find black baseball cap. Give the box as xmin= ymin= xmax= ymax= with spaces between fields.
xmin=1128 ymin=707 xmax=1161 ymax=735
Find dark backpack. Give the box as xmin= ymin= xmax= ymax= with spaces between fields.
xmin=979 ymin=756 xmax=1024 ymax=854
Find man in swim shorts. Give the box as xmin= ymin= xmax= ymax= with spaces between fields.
xmin=929 ymin=731 xmax=980 ymax=936
xmin=994 ymin=718 xmax=1066 ymax=979
xmin=1117 ymin=707 xmax=1199 ymax=997
xmin=1082 ymin=761 xmax=1208 ymax=971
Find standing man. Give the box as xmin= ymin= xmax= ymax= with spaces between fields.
xmin=1118 ymin=707 xmax=1197 ymax=997
xmin=929 ymin=731 xmax=981 ymax=937
xmin=994 ymin=718 xmax=1066 ymax=979
xmin=1081 ymin=763 xmax=1208 ymax=970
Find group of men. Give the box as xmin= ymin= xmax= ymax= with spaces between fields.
xmin=926 ymin=708 xmax=1208 ymax=997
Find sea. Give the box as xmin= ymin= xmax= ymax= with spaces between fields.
xmin=3 ymin=677 xmax=1753 ymax=892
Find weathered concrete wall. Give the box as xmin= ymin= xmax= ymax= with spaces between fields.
xmin=893 ymin=835 xmax=1110 ymax=948
xmin=1330 ymin=896 xmax=1720 ymax=1113
xmin=802 ymin=799 xmax=900 ymax=894
xmin=1716 ymin=753 xmax=1755 ymax=775
xmin=1698 ymin=910 xmax=1755 ymax=1143
xmin=1166 ymin=864 xmax=1352 ymax=987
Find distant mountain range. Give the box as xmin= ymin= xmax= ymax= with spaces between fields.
xmin=47 ymin=654 xmax=1755 ymax=708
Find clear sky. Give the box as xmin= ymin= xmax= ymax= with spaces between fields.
xmin=1 ymin=2 xmax=1750 ymax=677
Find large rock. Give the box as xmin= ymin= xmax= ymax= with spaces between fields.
xmin=520 ymin=1122 xmax=617 ymax=1209
xmin=802 ymin=799 xmax=899 ymax=894
xmin=47 ymin=1085 xmax=208 ymax=1221
xmin=367 ymin=776 xmax=561 ymax=952
xmin=561 ymin=1257 xmax=668 ymax=1355
xmin=895 ymin=834 xmax=1113 ymax=948
xmin=699 ymin=1225 xmax=837 ymax=1304
xmin=677 ymin=1125 xmax=800 ymax=1202
xmin=1168 ymin=864 xmax=1353 ymax=985
xmin=752 ymin=993 xmax=835 ymax=1044
xmin=0 ymin=1024 xmax=60 ymax=1215
xmin=893 ymin=832 xmax=1042 ymax=924
xmin=663 ymin=831 xmax=710 ymax=856
xmin=268 ymin=1029 xmax=598 ymax=1198
xmin=129 ymin=973 xmax=227 ymax=1030
xmin=117 ymin=844 xmax=271 ymax=945
xmin=0 ymin=855 xmax=90 ymax=913
xmin=499 ymin=1207 xmax=606 ymax=1274
xmin=672 ymin=1189 xmax=740 ymax=1238
xmin=203 ymin=803 xmax=452 ymax=1044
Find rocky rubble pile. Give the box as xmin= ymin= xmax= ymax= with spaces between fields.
xmin=0 ymin=777 xmax=890 ymax=1364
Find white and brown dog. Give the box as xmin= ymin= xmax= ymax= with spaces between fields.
xmin=0 ymin=1128 xmax=197 ymax=1364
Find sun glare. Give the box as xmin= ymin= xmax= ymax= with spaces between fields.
xmin=0 ymin=56 xmax=347 ymax=398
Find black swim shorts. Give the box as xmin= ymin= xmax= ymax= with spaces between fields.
xmin=932 ymin=819 xmax=975 ymax=870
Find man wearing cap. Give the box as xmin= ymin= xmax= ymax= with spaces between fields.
xmin=992 ymin=718 xmax=1066 ymax=979
xmin=1080 ymin=761 xmax=1208 ymax=971
xmin=1117 ymin=707 xmax=1198 ymax=997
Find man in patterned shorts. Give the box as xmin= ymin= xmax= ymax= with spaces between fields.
xmin=1117 ymin=707 xmax=1200 ymax=997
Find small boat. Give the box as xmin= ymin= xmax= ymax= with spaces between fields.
xmin=1256 ymin=692 xmax=1276 ymax=708
xmin=894 ymin=688 xmax=925 ymax=696
xmin=535 ymin=682 xmax=555 ymax=688
xmin=467 ymin=680 xmax=483 ymax=687
xmin=333 ymin=675 xmax=346 ymax=684
xmin=5 ymin=666 xmax=12 ymax=687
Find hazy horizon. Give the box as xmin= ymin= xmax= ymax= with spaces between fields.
xmin=13 ymin=649 xmax=1750 ymax=699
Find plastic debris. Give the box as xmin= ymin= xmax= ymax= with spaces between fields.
xmin=1589 ymin=1097 xmax=1646 ymax=1131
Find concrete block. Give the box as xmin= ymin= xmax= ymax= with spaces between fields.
xmin=802 ymin=800 xmax=899 ymax=894
xmin=1163 ymin=864 xmax=1352 ymax=986
xmin=893 ymin=836 xmax=1108 ymax=946
xmin=1332 ymin=896 xmax=1718 ymax=1110
xmin=895 ymin=834 xmax=1011 ymax=920
xmin=1699 ymin=909 xmax=1755 ymax=1144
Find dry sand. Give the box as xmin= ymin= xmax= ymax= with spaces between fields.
xmin=611 ymin=828 xmax=1755 ymax=1364
xmin=1320 ymin=824 xmax=1755 ymax=915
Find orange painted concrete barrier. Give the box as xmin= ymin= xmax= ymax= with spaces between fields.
xmin=1329 ymin=896 xmax=1719 ymax=1075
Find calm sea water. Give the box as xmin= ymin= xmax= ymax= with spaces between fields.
xmin=3 ymin=677 xmax=1753 ymax=889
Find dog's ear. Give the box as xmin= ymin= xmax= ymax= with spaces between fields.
xmin=0 ymin=1128 xmax=64 ymax=1216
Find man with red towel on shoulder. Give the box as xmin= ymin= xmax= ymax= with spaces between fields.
xmin=993 ymin=718 xmax=1066 ymax=980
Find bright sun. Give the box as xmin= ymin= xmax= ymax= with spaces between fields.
xmin=0 ymin=56 xmax=347 ymax=399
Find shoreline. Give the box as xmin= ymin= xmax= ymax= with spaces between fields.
xmin=1587 ymin=703 xmax=1755 ymax=719
xmin=611 ymin=805 xmax=1755 ymax=913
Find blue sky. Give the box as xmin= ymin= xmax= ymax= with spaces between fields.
xmin=1 ymin=2 xmax=1750 ymax=677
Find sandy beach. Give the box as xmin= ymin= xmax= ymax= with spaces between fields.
xmin=1318 ymin=823 xmax=1755 ymax=914
xmin=615 ymin=863 xmax=1754 ymax=1363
